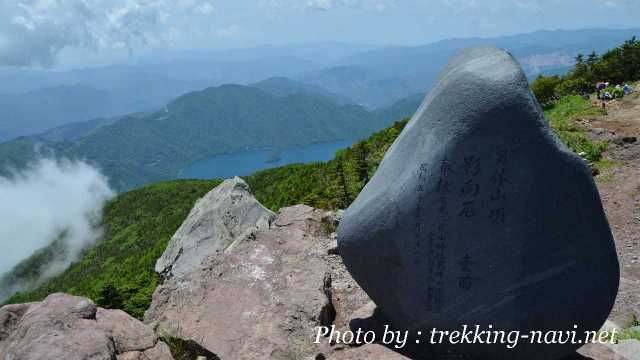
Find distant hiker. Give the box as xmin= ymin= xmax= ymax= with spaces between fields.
xmin=596 ymin=82 xmax=607 ymax=99
xmin=601 ymin=100 xmax=607 ymax=115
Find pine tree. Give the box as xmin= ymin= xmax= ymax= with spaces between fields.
xmin=335 ymin=159 xmax=350 ymax=209
xmin=587 ymin=51 xmax=599 ymax=68
xmin=354 ymin=143 xmax=369 ymax=186
xmin=97 ymin=283 xmax=124 ymax=309
xmin=573 ymin=54 xmax=588 ymax=78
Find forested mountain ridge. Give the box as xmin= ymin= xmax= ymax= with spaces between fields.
xmin=0 ymin=84 xmax=421 ymax=191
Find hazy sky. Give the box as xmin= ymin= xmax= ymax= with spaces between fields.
xmin=1 ymin=0 xmax=639 ymax=68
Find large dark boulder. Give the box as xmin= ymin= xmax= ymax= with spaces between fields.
xmin=338 ymin=46 xmax=619 ymax=360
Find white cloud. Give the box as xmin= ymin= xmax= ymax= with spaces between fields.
xmin=0 ymin=158 xmax=114 ymax=300
xmin=0 ymin=0 xmax=217 ymax=67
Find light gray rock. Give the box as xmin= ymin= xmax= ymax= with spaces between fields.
xmin=0 ymin=293 xmax=173 ymax=360
xmin=145 ymin=202 xmax=374 ymax=360
xmin=338 ymin=46 xmax=620 ymax=360
xmin=613 ymin=340 xmax=640 ymax=360
xmin=578 ymin=339 xmax=640 ymax=360
xmin=578 ymin=343 xmax=628 ymax=360
xmin=155 ymin=176 xmax=275 ymax=279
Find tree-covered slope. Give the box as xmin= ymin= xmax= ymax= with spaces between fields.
xmin=5 ymin=179 xmax=220 ymax=319
xmin=531 ymin=36 xmax=640 ymax=105
xmin=0 ymin=84 xmax=417 ymax=191
xmin=250 ymin=76 xmax=354 ymax=105
xmin=245 ymin=119 xmax=408 ymax=211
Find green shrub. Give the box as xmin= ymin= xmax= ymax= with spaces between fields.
xmin=532 ymin=37 xmax=640 ymax=104
xmin=531 ymin=75 xmax=562 ymax=105
xmin=556 ymin=77 xmax=592 ymax=97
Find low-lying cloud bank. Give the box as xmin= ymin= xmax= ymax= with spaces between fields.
xmin=0 ymin=158 xmax=114 ymax=301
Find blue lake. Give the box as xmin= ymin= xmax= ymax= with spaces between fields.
xmin=179 ymin=139 xmax=356 ymax=179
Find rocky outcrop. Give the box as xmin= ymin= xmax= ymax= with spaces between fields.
xmin=0 ymin=293 xmax=173 ymax=360
xmin=145 ymin=177 xmax=406 ymax=359
xmin=155 ymin=177 xmax=275 ymax=280
xmin=147 ymin=204 xmax=364 ymax=359
xmin=0 ymin=169 xmax=628 ymax=359
xmin=338 ymin=46 xmax=620 ymax=360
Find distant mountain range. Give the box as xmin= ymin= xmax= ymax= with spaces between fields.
xmin=297 ymin=28 xmax=640 ymax=108
xmin=1 ymin=28 xmax=637 ymax=141
xmin=0 ymin=86 xmax=128 ymax=141
xmin=0 ymin=56 xmax=325 ymax=141
xmin=0 ymin=84 xmax=421 ymax=191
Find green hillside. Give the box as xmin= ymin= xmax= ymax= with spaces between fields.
xmin=5 ymin=180 xmax=220 ymax=318
xmin=1 ymin=119 xmax=408 ymax=318
xmin=0 ymin=84 xmax=419 ymax=191
xmin=250 ymin=76 xmax=354 ymax=105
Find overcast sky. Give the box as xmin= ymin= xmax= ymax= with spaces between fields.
xmin=0 ymin=0 xmax=639 ymax=69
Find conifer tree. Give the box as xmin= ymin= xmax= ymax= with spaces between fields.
xmin=335 ymin=159 xmax=350 ymax=209
xmin=354 ymin=143 xmax=369 ymax=186
xmin=97 ymin=283 xmax=124 ymax=309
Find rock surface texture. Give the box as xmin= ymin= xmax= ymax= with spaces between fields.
xmin=580 ymin=341 xmax=640 ymax=360
xmin=145 ymin=179 xmax=403 ymax=359
xmin=337 ymin=46 xmax=620 ymax=360
xmin=0 ymin=293 xmax=173 ymax=360
xmin=155 ymin=176 xmax=275 ymax=279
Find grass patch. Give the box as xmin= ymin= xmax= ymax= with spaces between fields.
xmin=593 ymin=158 xmax=620 ymax=183
xmin=615 ymin=328 xmax=640 ymax=342
xmin=544 ymin=95 xmax=608 ymax=163
xmin=596 ymin=158 xmax=619 ymax=172
xmin=594 ymin=158 xmax=620 ymax=183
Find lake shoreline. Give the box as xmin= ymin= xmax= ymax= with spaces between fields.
xmin=178 ymin=139 xmax=358 ymax=180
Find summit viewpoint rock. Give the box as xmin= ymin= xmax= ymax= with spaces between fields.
xmin=155 ymin=176 xmax=275 ymax=279
xmin=337 ymin=46 xmax=620 ymax=360
xmin=146 ymin=179 xmax=404 ymax=359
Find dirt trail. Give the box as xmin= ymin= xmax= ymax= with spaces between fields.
xmin=579 ymin=88 xmax=640 ymax=326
